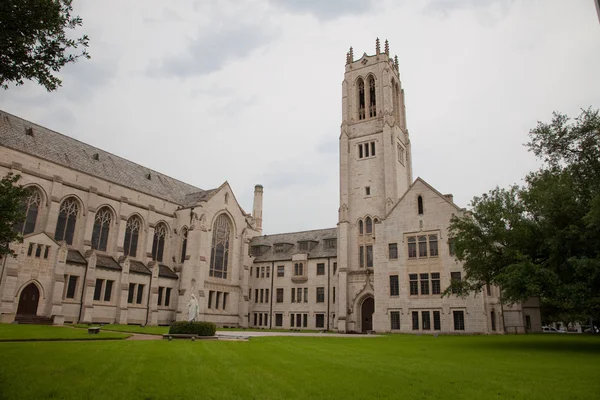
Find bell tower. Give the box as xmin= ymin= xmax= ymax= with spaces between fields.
xmin=336 ymin=39 xmax=413 ymax=333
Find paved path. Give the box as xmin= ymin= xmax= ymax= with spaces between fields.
xmin=125 ymin=333 xmax=162 ymax=340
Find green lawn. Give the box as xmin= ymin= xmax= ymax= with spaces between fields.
xmin=0 ymin=324 xmax=130 ymax=341
xmin=71 ymin=324 xmax=324 ymax=335
xmin=0 ymin=334 xmax=598 ymax=399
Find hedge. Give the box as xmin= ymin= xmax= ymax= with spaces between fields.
xmin=168 ymin=321 xmax=216 ymax=336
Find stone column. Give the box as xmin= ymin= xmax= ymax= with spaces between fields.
xmin=0 ymin=243 xmax=23 ymax=323
xmin=49 ymin=244 xmax=68 ymax=325
xmin=147 ymin=261 xmax=160 ymax=325
xmin=80 ymin=252 xmax=97 ymax=323
xmin=117 ymin=258 xmax=131 ymax=324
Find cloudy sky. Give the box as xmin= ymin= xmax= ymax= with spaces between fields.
xmin=1 ymin=0 xmax=599 ymax=234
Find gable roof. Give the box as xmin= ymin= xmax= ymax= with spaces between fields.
xmin=0 ymin=110 xmax=211 ymax=205
xmin=250 ymin=227 xmax=337 ymax=262
xmin=385 ymin=177 xmax=465 ymax=219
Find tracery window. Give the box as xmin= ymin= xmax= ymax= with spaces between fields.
xmin=209 ymin=214 xmax=231 ymax=279
xmin=16 ymin=188 xmax=42 ymax=235
xmin=123 ymin=216 xmax=141 ymax=257
xmin=152 ymin=223 xmax=167 ymax=262
xmin=365 ymin=217 xmax=372 ymax=234
xmin=180 ymin=227 xmax=188 ymax=263
xmin=359 ymin=220 xmax=364 ymax=235
xmin=91 ymin=207 xmax=112 ymax=251
xmin=368 ymin=76 xmax=376 ymax=118
xmin=357 ymin=78 xmax=365 ymax=120
xmin=55 ymin=198 xmax=78 ymax=245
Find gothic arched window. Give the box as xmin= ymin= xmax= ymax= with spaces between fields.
xmin=123 ymin=216 xmax=141 ymax=257
xmin=91 ymin=207 xmax=112 ymax=251
xmin=392 ymin=79 xmax=400 ymax=123
xmin=16 ymin=187 xmax=42 ymax=235
xmin=368 ymin=76 xmax=376 ymax=118
xmin=365 ymin=217 xmax=372 ymax=234
xmin=54 ymin=197 xmax=79 ymax=245
xmin=180 ymin=227 xmax=188 ymax=263
xmin=357 ymin=78 xmax=365 ymax=120
xmin=152 ymin=223 xmax=167 ymax=262
xmin=418 ymin=195 xmax=424 ymax=215
xmin=359 ymin=220 xmax=364 ymax=235
xmin=209 ymin=214 xmax=231 ymax=279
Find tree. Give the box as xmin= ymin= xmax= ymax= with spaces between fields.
xmin=446 ymin=108 xmax=600 ymax=324
xmin=0 ymin=0 xmax=90 ymax=91
xmin=0 ymin=173 xmax=30 ymax=258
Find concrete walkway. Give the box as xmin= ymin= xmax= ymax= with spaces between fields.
xmin=125 ymin=333 xmax=162 ymax=340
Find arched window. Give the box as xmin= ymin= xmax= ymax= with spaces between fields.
xmin=210 ymin=214 xmax=231 ymax=279
xmin=357 ymin=78 xmax=365 ymax=120
xmin=180 ymin=227 xmax=188 ymax=263
xmin=365 ymin=217 xmax=372 ymax=234
xmin=392 ymin=79 xmax=400 ymax=123
xmin=359 ymin=220 xmax=364 ymax=235
xmin=55 ymin=198 xmax=78 ymax=245
xmin=418 ymin=196 xmax=424 ymax=215
xmin=368 ymin=76 xmax=376 ymax=118
xmin=91 ymin=207 xmax=112 ymax=251
xmin=152 ymin=223 xmax=167 ymax=262
xmin=123 ymin=216 xmax=141 ymax=257
xmin=16 ymin=188 xmax=42 ymax=235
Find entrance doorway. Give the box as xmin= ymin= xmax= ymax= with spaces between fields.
xmin=17 ymin=283 xmax=39 ymax=315
xmin=361 ymin=297 xmax=374 ymax=333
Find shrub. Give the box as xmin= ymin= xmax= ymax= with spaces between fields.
xmin=168 ymin=321 xmax=216 ymax=336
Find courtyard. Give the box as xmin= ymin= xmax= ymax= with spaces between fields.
xmin=0 ymin=325 xmax=598 ymax=399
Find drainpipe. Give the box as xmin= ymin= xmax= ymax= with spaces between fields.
xmin=327 ymin=257 xmax=331 ymax=331
xmin=269 ymin=261 xmax=274 ymax=329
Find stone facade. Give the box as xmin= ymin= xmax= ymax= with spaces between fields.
xmin=0 ymin=41 xmax=541 ymax=333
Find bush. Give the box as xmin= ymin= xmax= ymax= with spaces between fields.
xmin=168 ymin=321 xmax=216 ymax=336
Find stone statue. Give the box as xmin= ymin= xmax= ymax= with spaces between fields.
xmin=187 ymin=294 xmax=199 ymax=322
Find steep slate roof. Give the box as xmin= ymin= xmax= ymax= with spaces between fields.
xmin=250 ymin=228 xmax=337 ymax=262
xmin=159 ymin=264 xmax=178 ymax=279
xmin=95 ymin=254 xmax=122 ymax=271
xmin=129 ymin=260 xmax=151 ymax=275
xmin=0 ymin=110 xmax=211 ymax=205
xmin=66 ymin=249 xmax=87 ymax=265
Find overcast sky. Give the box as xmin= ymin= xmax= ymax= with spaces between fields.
xmin=1 ymin=0 xmax=599 ymax=234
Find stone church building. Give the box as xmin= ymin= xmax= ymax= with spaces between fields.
xmin=0 ymin=41 xmax=541 ymax=334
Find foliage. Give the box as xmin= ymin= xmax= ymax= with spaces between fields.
xmin=0 ymin=0 xmax=90 ymax=91
xmin=169 ymin=321 xmax=216 ymax=336
xmin=1 ymin=335 xmax=600 ymax=399
xmin=446 ymin=108 xmax=600 ymax=323
xmin=0 ymin=173 xmax=30 ymax=258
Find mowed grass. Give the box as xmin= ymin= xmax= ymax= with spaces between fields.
xmin=0 ymin=334 xmax=599 ymax=399
xmin=0 ymin=324 xmax=130 ymax=341
xmin=71 ymin=323 xmax=324 ymax=335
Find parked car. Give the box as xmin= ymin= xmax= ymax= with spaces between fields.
xmin=542 ymin=326 xmax=566 ymax=333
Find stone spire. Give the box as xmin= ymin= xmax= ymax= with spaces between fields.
xmin=394 ymin=54 xmax=399 ymax=71
xmin=376 ymin=37 xmax=380 ymax=55
xmin=349 ymin=46 xmax=354 ymax=63
xmin=346 ymin=51 xmax=351 ymax=65
xmin=384 ymin=39 xmax=389 ymax=56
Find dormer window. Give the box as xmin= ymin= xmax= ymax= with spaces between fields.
xmin=324 ymin=239 xmax=337 ymax=249
xmin=298 ymin=241 xmax=309 ymax=252
xmin=274 ymin=244 xmax=284 ymax=253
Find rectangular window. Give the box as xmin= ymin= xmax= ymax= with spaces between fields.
xmin=358 ymin=144 xmax=363 ymax=158
xmin=215 ymin=292 xmax=221 ymax=309
xmin=409 ymin=274 xmax=418 ymax=296
xmin=365 ymin=142 xmax=370 ymax=157
xmin=104 ymin=280 xmax=114 ymax=302
xmin=420 ymin=273 xmax=429 ymax=295
xmin=277 ymin=266 xmax=284 ymax=277
xmin=371 ymin=142 xmax=375 ymax=156
xmin=431 ymin=273 xmax=441 ymax=295
xmin=433 ymin=311 xmax=441 ymax=330
xmin=390 ymin=311 xmax=401 ymax=330
xmin=43 ymin=246 xmax=49 ymax=259
xmin=274 ymin=244 xmax=284 ymax=253
xmin=317 ymin=263 xmax=325 ymax=275
xmin=422 ymin=311 xmax=431 ymax=330
xmin=223 ymin=293 xmax=228 ymax=310
xmin=316 ymin=287 xmax=325 ymax=303
xmin=451 ymin=271 xmax=462 ymax=294
xmin=365 ymin=186 xmax=371 ymax=196
xmin=276 ymin=288 xmax=284 ymax=303
xmin=449 ymin=239 xmax=455 ymax=256
xmin=165 ymin=288 xmax=171 ymax=307
xmin=128 ymin=283 xmax=135 ymax=304
xmin=93 ymin=279 xmax=103 ymax=301
xmin=256 ymin=267 xmax=260 ymax=278
xmin=453 ymin=310 xmax=465 ymax=331
xmin=265 ymin=289 xmax=269 ymax=304
xmin=388 ymin=243 xmax=398 ymax=259
xmin=316 ymin=314 xmax=325 ymax=329
xmin=486 ymin=283 xmax=491 ymax=296
xmin=359 ymin=246 xmax=364 ymax=268
xmin=303 ymin=314 xmax=307 ymax=328
xmin=333 ymin=287 xmax=336 ymax=303
xmin=525 ymin=315 xmax=531 ymax=331
xmin=264 ymin=313 xmax=268 ymax=327
xmin=389 ymin=275 xmax=399 ymax=296
xmin=275 ymin=313 xmax=283 ymax=327
xmin=296 ymin=314 xmax=302 ymax=328
xmin=429 ymin=235 xmax=438 ymax=257
xmin=261 ymin=267 xmax=265 ymax=278
xmin=297 ymin=287 xmax=303 ymax=303
xmin=254 ymin=289 xmax=258 ymax=303
xmin=134 ymin=283 xmax=143 ymax=304
xmin=266 ymin=266 xmax=270 ymax=278
xmin=366 ymin=245 xmax=373 ymax=268
xmin=254 ymin=313 xmax=258 ymax=326
xmin=260 ymin=289 xmax=264 ymax=303
xmin=299 ymin=242 xmax=308 ymax=251
xmin=397 ymin=143 xmax=405 ymax=165
xmin=333 ymin=262 xmax=337 ymax=274
xmin=208 ymin=291 xmax=214 ymax=309
xmin=290 ymin=314 xmax=294 ymax=327
xmin=418 ymin=236 xmax=428 ymax=257
xmin=35 ymin=244 xmax=42 ymax=258
xmin=412 ymin=311 xmax=419 ymax=331
xmin=491 ymin=311 xmax=496 ymax=331
xmin=65 ymin=276 xmax=78 ymax=299
xmin=291 ymin=288 xmax=296 ymax=303
xmin=158 ymin=286 xmax=164 ymax=306
xmin=27 ymin=243 xmax=34 ymax=256
xmin=304 ymin=288 xmax=308 ymax=303
xmin=259 ymin=313 xmax=263 ymax=326
xmin=407 ymin=237 xmax=417 ymax=259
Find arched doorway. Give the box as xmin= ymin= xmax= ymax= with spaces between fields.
xmin=17 ymin=283 xmax=40 ymax=315
xmin=361 ymin=296 xmax=374 ymax=333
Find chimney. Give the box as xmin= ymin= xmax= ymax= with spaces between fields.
xmin=444 ymin=194 xmax=454 ymax=203
xmin=253 ymin=184 xmax=263 ymax=232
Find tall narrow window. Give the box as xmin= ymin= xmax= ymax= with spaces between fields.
xmin=123 ymin=216 xmax=141 ymax=257
xmin=368 ymin=76 xmax=376 ymax=118
xmin=491 ymin=310 xmax=496 ymax=331
xmin=417 ymin=195 xmax=424 ymax=215
xmin=389 ymin=275 xmax=399 ymax=296
xmin=388 ymin=243 xmax=398 ymax=259
xmin=433 ymin=311 xmax=441 ymax=330
xmin=420 ymin=273 xmax=429 ymax=295
xmin=152 ymin=223 xmax=167 ymax=262
xmin=15 ymin=188 xmax=42 ymax=235
xmin=365 ymin=217 xmax=372 ymax=234
xmin=180 ymin=227 xmax=188 ymax=263
xmin=451 ymin=271 xmax=462 ymax=294
xmin=359 ymin=246 xmax=364 ymax=268
xmin=357 ymin=78 xmax=365 ymax=120
xmin=422 ymin=311 xmax=431 ymax=330
xmin=407 ymin=237 xmax=417 ymax=259
xmin=210 ymin=214 xmax=231 ymax=279
xmin=91 ymin=207 xmax=112 ymax=251
xmin=359 ymin=220 xmax=364 ymax=235
xmin=55 ymin=198 xmax=78 ymax=245
xmin=371 ymin=142 xmax=376 ymax=156
xmin=431 ymin=273 xmax=441 ymax=295
xmin=390 ymin=311 xmax=400 ymax=330
xmin=418 ymin=236 xmax=427 ymax=258
xmin=453 ymin=310 xmax=465 ymax=331
xmin=429 ymin=235 xmax=438 ymax=257
xmin=409 ymin=274 xmax=418 ymax=295
xmin=392 ymin=79 xmax=401 ymax=124
xmin=366 ymin=245 xmax=373 ymax=268
xmin=412 ymin=311 xmax=419 ymax=331
xmin=358 ymin=144 xmax=363 ymax=159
